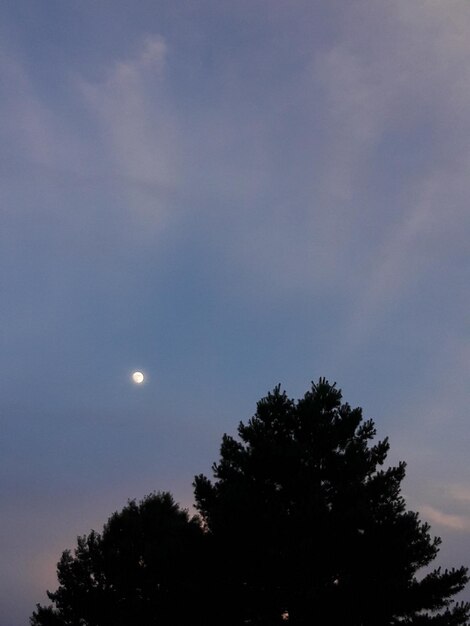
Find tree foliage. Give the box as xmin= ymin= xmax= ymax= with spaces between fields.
xmin=31 ymin=492 xmax=208 ymax=626
xmin=194 ymin=379 xmax=469 ymax=625
xmin=32 ymin=379 xmax=469 ymax=625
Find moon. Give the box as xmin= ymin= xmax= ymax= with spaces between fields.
xmin=132 ymin=371 xmax=144 ymax=384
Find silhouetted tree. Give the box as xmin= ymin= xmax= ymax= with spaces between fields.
xmin=31 ymin=492 xmax=209 ymax=626
xmin=32 ymin=380 xmax=469 ymax=626
xmin=194 ymin=378 xmax=469 ymax=625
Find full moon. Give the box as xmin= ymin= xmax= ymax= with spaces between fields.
xmin=132 ymin=371 xmax=144 ymax=384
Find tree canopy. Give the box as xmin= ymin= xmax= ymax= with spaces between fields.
xmin=31 ymin=492 xmax=209 ymax=626
xmin=194 ymin=378 xmax=469 ymax=625
xmin=33 ymin=379 xmax=470 ymax=625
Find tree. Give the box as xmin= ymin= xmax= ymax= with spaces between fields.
xmin=32 ymin=379 xmax=469 ymax=626
xmin=31 ymin=492 xmax=209 ymax=626
xmin=194 ymin=378 xmax=470 ymax=625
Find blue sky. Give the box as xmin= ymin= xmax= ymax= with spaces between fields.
xmin=1 ymin=1 xmax=470 ymax=624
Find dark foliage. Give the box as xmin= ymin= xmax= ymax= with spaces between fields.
xmin=32 ymin=379 xmax=469 ymax=625
xmin=194 ymin=378 xmax=469 ymax=625
xmin=31 ymin=492 xmax=210 ymax=626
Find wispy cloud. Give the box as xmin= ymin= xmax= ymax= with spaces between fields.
xmin=75 ymin=34 xmax=181 ymax=238
xmin=420 ymin=504 xmax=470 ymax=533
xmin=190 ymin=0 xmax=470 ymax=318
xmin=298 ymin=1 xmax=470 ymax=356
xmin=449 ymin=485 xmax=470 ymax=505
xmin=0 ymin=54 xmax=85 ymax=173
xmin=80 ymin=35 xmax=176 ymax=187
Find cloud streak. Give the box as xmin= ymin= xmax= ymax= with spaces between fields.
xmin=80 ymin=35 xmax=174 ymax=185
xmin=420 ymin=505 xmax=470 ymax=533
xmin=77 ymin=35 xmax=180 ymax=236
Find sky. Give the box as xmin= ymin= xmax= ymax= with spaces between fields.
xmin=1 ymin=1 xmax=469 ymax=623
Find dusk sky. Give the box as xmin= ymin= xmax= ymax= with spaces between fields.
xmin=1 ymin=1 xmax=470 ymax=624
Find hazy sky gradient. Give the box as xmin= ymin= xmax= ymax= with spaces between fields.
xmin=1 ymin=2 xmax=469 ymax=624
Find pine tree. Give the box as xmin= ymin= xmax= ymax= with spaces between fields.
xmin=194 ymin=378 xmax=469 ymax=625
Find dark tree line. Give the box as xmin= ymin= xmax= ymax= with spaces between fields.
xmin=32 ymin=379 xmax=470 ymax=625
